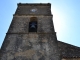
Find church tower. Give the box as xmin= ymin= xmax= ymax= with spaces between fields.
xmin=0 ymin=3 xmax=61 ymax=60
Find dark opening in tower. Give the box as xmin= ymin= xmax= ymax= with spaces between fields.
xmin=29 ymin=17 xmax=37 ymax=32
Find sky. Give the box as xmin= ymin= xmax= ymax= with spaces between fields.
xmin=0 ymin=0 xmax=80 ymax=48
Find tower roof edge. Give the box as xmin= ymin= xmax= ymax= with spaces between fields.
xmin=17 ymin=3 xmax=51 ymax=6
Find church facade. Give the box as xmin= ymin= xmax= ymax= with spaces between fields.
xmin=0 ymin=3 xmax=80 ymax=60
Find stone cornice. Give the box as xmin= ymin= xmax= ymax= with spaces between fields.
xmin=6 ymin=32 xmax=56 ymax=34
xmin=13 ymin=14 xmax=53 ymax=17
xmin=17 ymin=3 xmax=51 ymax=6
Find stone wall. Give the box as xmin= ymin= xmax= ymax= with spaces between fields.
xmin=1 ymin=33 xmax=60 ymax=60
xmin=8 ymin=16 xmax=54 ymax=33
xmin=0 ymin=3 xmax=61 ymax=60
xmin=62 ymin=58 xmax=80 ymax=60
xmin=58 ymin=41 xmax=80 ymax=58
xmin=15 ymin=4 xmax=51 ymax=15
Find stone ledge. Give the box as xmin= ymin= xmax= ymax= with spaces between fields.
xmin=17 ymin=3 xmax=51 ymax=6
xmin=6 ymin=32 xmax=56 ymax=34
xmin=13 ymin=14 xmax=53 ymax=17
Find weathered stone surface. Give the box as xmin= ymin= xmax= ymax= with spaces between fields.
xmin=1 ymin=34 xmax=60 ymax=60
xmin=0 ymin=3 xmax=61 ymax=60
xmin=58 ymin=41 xmax=80 ymax=58
xmin=15 ymin=3 xmax=51 ymax=16
xmin=8 ymin=16 xmax=54 ymax=33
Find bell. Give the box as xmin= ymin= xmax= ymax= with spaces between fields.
xmin=30 ymin=22 xmax=36 ymax=28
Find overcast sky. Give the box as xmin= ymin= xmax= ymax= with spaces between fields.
xmin=0 ymin=0 xmax=80 ymax=48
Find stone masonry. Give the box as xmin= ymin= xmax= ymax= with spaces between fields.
xmin=0 ymin=3 xmax=61 ymax=60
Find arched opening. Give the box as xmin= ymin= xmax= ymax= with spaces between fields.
xmin=29 ymin=17 xmax=37 ymax=32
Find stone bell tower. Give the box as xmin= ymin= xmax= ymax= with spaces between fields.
xmin=0 ymin=3 xmax=61 ymax=60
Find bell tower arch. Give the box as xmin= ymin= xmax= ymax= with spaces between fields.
xmin=29 ymin=17 xmax=37 ymax=32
